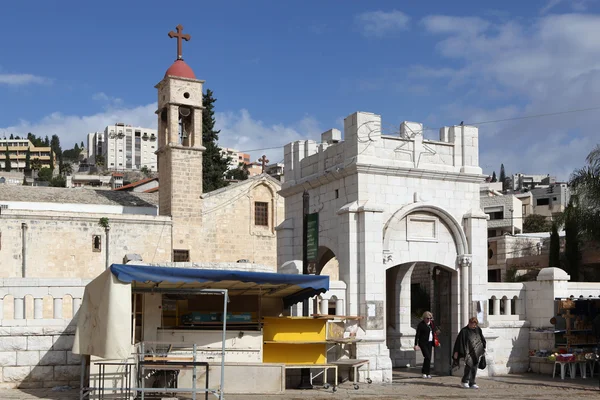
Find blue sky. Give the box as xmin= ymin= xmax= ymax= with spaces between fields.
xmin=2 ymin=0 xmax=600 ymax=180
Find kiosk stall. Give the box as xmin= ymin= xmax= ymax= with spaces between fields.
xmin=73 ymin=264 xmax=329 ymax=399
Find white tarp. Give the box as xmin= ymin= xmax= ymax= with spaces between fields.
xmin=72 ymin=269 xmax=132 ymax=359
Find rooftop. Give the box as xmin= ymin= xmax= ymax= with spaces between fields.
xmin=0 ymin=185 xmax=158 ymax=208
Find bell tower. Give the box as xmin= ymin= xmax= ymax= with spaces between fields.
xmin=155 ymin=24 xmax=205 ymax=261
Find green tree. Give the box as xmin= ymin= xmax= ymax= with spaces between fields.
xmin=202 ymin=89 xmax=231 ymax=192
xmin=569 ymin=144 xmax=600 ymax=241
xmin=37 ymin=167 xmax=53 ymax=181
xmin=227 ymin=162 xmax=249 ymax=181
xmin=491 ymin=171 xmax=497 ymax=182
xmin=95 ymin=155 xmax=105 ymax=168
xmin=30 ymin=158 xmax=42 ymax=174
xmin=523 ymin=214 xmax=552 ymax=233
xmin=548 ymin=222 xmax=561 ymax=268
xmin=141 ymin=165 xmax=151 ymax=177
xmin=80 ymin=141 xmax=85 ymax=149
xmin=500 ymin=164 xmax=507 ymax=191
xmin=61 ymin=162 xmax=73 ymax=176
xmin=4 ymin=145 xmax=11 ymax=172
xmin=563 ymin=204 xmax=581 ymax=281
xmin=49 ymin=175 xmax=66 ymax=187
xmin=25 ymin=148 xmax=31 ymax=170
xmin=44 ymin=136 xmax=50 ymax=146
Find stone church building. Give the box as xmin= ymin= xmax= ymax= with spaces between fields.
xmin=278 ymin=114 xmax=488 ymax=381
xmin=0 ymin=36 xmax=283 ymax=280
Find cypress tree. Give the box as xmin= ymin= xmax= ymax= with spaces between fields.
xmin=564 ymin=205 xmax=580 ymax=281
xmin=4 ymin=145 xmax=11 ymax=172
xmin=491 ymin=171 xmax=497 ymax=182
xmin=202 ymin=89 xmax=231 ymax=192
xmin=25 ymin=148 xmax=31 ymax=170
xmin=500 ymin=164 xmax=507 ymax=191
xmin=549 ymin=223 xmax=560 ymax=269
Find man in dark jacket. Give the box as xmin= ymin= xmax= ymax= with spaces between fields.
xmin=453 ymin=317 xmax=486 ymax=389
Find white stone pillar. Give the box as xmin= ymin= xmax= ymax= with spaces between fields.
xmin=14 ymin=298 xmax=25 ymax=320
xmin=320 ymin=298 xmax=329 ymax=315
xmin=504 ymin=297 xmax=512 ymax=315
xmin=397 ymin=263 xmax=416 ymax=332
xmin=0 ymin=298 xmax=3 ymax=320
xmin=459 ymin=256 xmax=471 ymax=325
xmin=337 ymin=206 xmax=359 ymax=316
xmin=335 ymin=298 xmax=344 ymax=316
xmin=53 ymin=298 xmax=63 ymax=319
xmin=515 ymin=298 xmax=522 ymax=316
xmin=73 ymin=298 xmax=82 ymax=314
xmin=493 ymin=298 xmax=501 ymax=316
xmin=34 ymin=298 xmax=43 ymax=319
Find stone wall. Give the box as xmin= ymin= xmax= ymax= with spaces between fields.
xmin=0 ymin=210 xmax=172 ymax=278
xmin=0 ymin=321 xmax=79 ymax=389
xmin=0 ymin=278 xmax=87 ymax=389
xmin=200 ymin=176 xmax=284 ymax=269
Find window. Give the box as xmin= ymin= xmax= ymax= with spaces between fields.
xmin=335 ymin=189 xmax=339 ymax=199
xmin=173 ymin=249 xmax=190 ymax=262
xmin=254 ymin=202 xmax=269 ymax=226
xmin=92 ymin=235 xmax=101 ymax=252
xmin=536 ymin=198 xmax=550 ymax=206
xmin=484 ymin=206 xmax=504 ymax=220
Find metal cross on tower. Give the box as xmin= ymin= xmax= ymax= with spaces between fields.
xmin=168 ymin=24 xmax=191 ymax=60
xmin=258 ymin=155 xmax=270 ymax=173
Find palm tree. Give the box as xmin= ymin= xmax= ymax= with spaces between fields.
xmin=569 ymin=144 xmax=600 ymax=240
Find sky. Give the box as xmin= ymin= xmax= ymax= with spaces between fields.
xmin=1 ymin=0 xmax=600 ymax=180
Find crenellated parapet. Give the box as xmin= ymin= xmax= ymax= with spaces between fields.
xmin=283 ymin=111 xmax=482 ymax=190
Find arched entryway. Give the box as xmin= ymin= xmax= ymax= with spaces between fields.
xmin=383 ymin=203 xmax=469 ymax=376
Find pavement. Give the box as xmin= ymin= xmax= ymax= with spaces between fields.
xmin=3 ymin=369 xmax=600 ymax=399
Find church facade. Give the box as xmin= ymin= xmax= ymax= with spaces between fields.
xmin=278 ymin=113 xmax=488 ymax=381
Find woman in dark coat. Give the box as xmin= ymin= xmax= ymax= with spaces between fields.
xmin=453 ymin=317 xmax=486 ymax=389
xmin=414 ymin=311 xmax=438 ymax=378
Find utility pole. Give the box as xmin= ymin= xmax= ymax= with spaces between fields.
xmin=298 ymin=190 xmax=312 ymax=389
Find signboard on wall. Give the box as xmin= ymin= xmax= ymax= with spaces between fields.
xmin=306 ymin=212 xmax=319 ymax=262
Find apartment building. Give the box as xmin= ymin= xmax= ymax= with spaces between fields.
xmin=0 ymin=138 xmax=54 ymax=171
xmin=87 ymin=123 xmax=158 ymax=171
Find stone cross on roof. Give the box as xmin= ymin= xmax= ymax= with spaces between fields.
xmin=258 ymin=155 xmax=269 ymax=173
xmin=168 ymin=24 xmax=191 ymax=60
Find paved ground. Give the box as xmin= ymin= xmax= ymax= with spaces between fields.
xmin=4 ymin=369 xmax=600 ymax=399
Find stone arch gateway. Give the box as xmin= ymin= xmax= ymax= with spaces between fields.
xmin=278 ymin=111 xmax=489 ymax=382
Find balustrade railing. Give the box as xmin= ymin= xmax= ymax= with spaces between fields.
xmin=0 ymin=278 xmax=89 ymax=325
xmin=487 ymin=282 xmax=526 ymax=318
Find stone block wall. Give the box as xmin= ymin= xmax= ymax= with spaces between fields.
xmin=0 ymin=323 xmax=79 ymax=389
xmin=0 ymin=209 xmax=172 ymax=278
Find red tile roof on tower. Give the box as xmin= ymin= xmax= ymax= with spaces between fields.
xmin=164 ymin=59 xmax=196 ymax=79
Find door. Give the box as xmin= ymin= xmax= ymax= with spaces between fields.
xmin=433 ymin=268 xmax=452 ymax=375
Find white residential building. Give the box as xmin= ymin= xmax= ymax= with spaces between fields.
xmin=512 ymin=173 xmax=555 ymax=191
xmin=480 ymin=184 xmax=523 ymax=238
xmin=87 ymin=123 xmax=158 ymax=171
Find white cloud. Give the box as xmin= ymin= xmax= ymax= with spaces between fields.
xmin=414 ymin=12 xmax=600 ymax=180
xmin=356 ymin=10 xmax=410 ymax=38
xmin=216 ymin=109 xmax=322 ymax=164
xmin=421 ymin=15 xmax=490 ymax=36
xmin=0 ymin=103 xmax=157 ymax=147
xmin=0 ymin=73 xmax=52 ymax=86
xmin=0 ymin=102 xmax=322 ymax=168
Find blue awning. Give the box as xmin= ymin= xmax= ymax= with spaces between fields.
xmin=110 ymin=264 xmax=329 ymax=307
